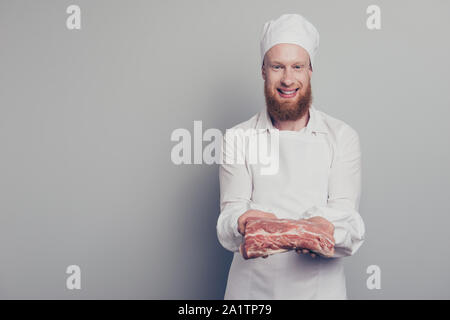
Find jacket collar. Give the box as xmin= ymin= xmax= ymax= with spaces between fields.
xmin=256 ymin=104 xmax=328 ymax=134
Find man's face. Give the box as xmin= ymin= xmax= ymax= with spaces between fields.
xmin=262 ymin=43 xmax=313 ymax=122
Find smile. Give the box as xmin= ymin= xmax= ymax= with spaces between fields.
xmin=277 ymin=88 xmax=299 ymax=98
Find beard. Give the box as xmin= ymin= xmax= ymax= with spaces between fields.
xmin=264 ymin=81 xmax=312 ymax=123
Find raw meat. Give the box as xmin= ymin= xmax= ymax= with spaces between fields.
xmin=239 ymin=217 xmax=335 ymax=259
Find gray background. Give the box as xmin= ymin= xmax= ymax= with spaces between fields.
xmin=1 ymin=0 xmax=449 ymax=299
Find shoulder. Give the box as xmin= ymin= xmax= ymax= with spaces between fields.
xmin=316 ymin=108 xmax=360 ymax=142
xmin=220 ymin=113 xmax=261 ymax=161
xmin=222 ymin=112 xmax=261 ymax=144
xmin=314 ymin=107 xmax=361 ymax=156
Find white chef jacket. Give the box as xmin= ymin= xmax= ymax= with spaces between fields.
xmin=216 ymin=104 xmax=365 ymax=300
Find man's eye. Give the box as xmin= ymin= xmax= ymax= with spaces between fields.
xmin=272 ymin=65 xmax=281 ymax=70
xmin=295 ymin=65 xmax=304 ymax=69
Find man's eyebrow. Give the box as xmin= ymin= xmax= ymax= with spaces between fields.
xmin=270 ymin=61 xmax=308 ymax=65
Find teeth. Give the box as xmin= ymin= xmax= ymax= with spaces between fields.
xmin=280 ymin=90 xmax=296 ymax=94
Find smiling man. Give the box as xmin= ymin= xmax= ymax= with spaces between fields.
xmin=217 ymin=14 xmax=366 ymax=299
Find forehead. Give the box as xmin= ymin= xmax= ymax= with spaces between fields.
xmin=265 ymin=43 xmax=310 ymax=64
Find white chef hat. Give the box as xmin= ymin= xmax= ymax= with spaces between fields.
xmin=260 ymin=13 xmax=320 ymax=69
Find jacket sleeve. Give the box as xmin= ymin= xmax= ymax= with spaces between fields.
xmin=216 ymin=130 xmax=273 ymax=253
xmin=302 ymin=125 xmax=365 ymax=258
xmin=216 ymin=130 xmax=251 ymax=253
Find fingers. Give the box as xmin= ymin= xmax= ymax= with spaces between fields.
xmin=296 ymin=248 xmax=309 ymax=254
xmin=295 ymin=248 xmax=316 ymax=258
xmin=238 ymin=223 xmax=244 ymax=236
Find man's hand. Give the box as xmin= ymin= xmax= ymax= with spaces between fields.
xmin=238 ymin=209 xmax=277 ymax=236
xmin=296 ymin=216 xmax=335 ymax=258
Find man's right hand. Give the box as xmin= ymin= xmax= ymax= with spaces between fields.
xmin=238 ymin=209 xmax=277 ymax=235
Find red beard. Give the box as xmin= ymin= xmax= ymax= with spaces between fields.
xmin=264 ymin=81 xmax=312 ymax=123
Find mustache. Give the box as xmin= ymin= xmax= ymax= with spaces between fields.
xmin=264 ymin=82 xmax=312 ymax=123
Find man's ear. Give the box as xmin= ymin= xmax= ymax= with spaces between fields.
xmin=262 ymin=64 xmax=266 ymax=81
xmin=308 ymin=59 xmax=313 ymax=78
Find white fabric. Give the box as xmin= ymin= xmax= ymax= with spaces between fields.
xmin=260 ymin=13 xmax=320 ymax=68
xmin=217 ymin=105 xmax=365 ymax=299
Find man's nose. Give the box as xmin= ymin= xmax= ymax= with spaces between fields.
xmin=281 ymin=69 xmax=295 ymax=87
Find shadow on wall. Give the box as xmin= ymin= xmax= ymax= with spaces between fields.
xmin=175 ymin=77 xmax=261 ymax=299
xmin=196 ymin=170 xmax=233 ymax=300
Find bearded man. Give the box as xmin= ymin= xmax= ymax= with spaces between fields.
xmin=216 ymin=14 xmax=365 ymax=299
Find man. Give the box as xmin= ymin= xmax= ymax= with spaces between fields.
xmin=217 ymin=14 xmax=365 ymax=299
